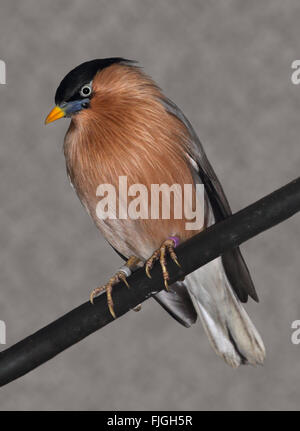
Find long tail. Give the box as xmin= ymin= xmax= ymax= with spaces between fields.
xmin=185 ymin=257 xmax=265 ymax=368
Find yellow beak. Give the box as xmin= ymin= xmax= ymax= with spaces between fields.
xmin=45 ymin=106 xmax=65 ymax=124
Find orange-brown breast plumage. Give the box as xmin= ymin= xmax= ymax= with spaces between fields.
xmin=64 ymin=64 xmax=202 ymax=259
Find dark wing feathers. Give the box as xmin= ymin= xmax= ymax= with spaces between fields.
xmin=153 ymin=283 xmax=198 ymax=327
xmin=162 ymin=97 xmax=258 ymax=303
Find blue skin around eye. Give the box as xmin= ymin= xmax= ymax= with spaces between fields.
xmin=61 ymin=98 xmax=90 ymax=116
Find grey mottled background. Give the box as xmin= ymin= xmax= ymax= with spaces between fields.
xmin=0 ymin=0 xmax=299 ymax=411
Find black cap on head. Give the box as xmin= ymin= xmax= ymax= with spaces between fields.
xmin=55 ymin=58 xmax=135 ymax=105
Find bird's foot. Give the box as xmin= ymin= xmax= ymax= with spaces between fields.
xmin=90 ymin=255 xmax=141 ymax=318
xmin=145 ymin=236 xmax=181 ymax=290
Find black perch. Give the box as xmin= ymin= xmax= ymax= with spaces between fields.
xmin=0 ymin=177 xmax=299 ymax=387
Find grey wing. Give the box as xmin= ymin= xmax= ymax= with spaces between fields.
xmin=153 ymin=283 xmax=197 ymax=327
xmin=162 ymin=97 xmax=258 ymax=303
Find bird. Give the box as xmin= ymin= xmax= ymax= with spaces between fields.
xmin=45 ymin=57 xmax=265 ymax=368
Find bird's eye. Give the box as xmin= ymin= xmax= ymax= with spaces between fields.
xmin=79 ymin=83 xmax=92 ymax=98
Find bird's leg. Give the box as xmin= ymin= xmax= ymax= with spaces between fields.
xmin=90 ymin=255 xmax=141 ymax=318
xmin=145 ymin=236 xmax=181 ymax=290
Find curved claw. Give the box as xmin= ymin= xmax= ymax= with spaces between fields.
xmin=144 ymin=237 xmax=181 ymax=292
xmin=89 ymin=282 xmax=116 ymax=318
xmin=90 ymin=292 xmax=95 ymax=305
xmin=145 ymin=265 xmax=152 ymax=279
xmin=89 ymin=257 xmax=140 ymax=318
xmin=172 ymin=256 xmax=181 ymax=268
xmin=108 ymin=305 xmax=116 ymax=319
xmin=119 ymin=272 xmax=130 ymax=289
xmin=90 ymin=286 xmax=105 ymax=304
xmin=167 ymin=241 xmax=181 ymax=268
xmin=107 ymin=289 xmax=116 ymax=319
